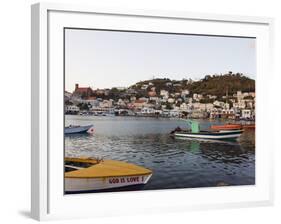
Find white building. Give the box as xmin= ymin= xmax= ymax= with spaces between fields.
xmin=181 ymin=89 xmax=190 ymax=97
xmin=168 ymin=98 xmax=175 ymax=103
xmin=141 ymin=107 xmax=155 ymax=114
xmin=139 ymin=97 xmax=149 ymax=102
xmin=173 ymin=83 xmax=182 ymax=87
xmin=203 ymin=103 xmax=214 ymax=111
xmin=207 ymin=94 xmax=217 ymax=99
xmin=117 ymin=99 xmax=126 ymax=106
xmin=141 ymin=84 xmax=149 ymax=90
xmin=233 ymin=100 xmax=246 ymax=109
xmin=193 ymin=93 xmax=198 ymax=99
xmin=241 ymin=109 xmax=252 ymax=119
xmin=160 ymin=90 xmax=169 ymax=98
xmin=237 ymin=91 xmax=243 ymax=102
xmin=213 ymin=100 xmax=225 ymax=108
xmin=149 ymin=96 xmax=160 ymax=102
xmin=100 ymin=100 xmax=113 ymax=108
xmin=180 ymin=102 xmax=188 ymax=111
xmin=65 ymin=105 xmax=79 ymax=113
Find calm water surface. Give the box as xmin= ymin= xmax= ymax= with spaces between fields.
xmin=65 ymin=115 xmax=255 ymax=191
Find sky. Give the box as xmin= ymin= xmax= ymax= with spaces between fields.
xmin=65 ymin=29 xmax=256 ymax=92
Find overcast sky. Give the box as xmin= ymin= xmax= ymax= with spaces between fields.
xmin=65 ymin=29 xmax=256 ymax=92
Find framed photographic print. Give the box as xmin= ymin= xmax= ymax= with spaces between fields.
xmin=31 ymin=2 xmax=274 ymax=221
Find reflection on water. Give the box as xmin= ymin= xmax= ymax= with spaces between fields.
xmin=65 ymin=115 xmax=255 ymax=190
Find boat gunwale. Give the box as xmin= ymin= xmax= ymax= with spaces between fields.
xmin=64 ymin=172 xmax=153 ymax=179
xmin=64 ymin=158 xmax=153 ymax=178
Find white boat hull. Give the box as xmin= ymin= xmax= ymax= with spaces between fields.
xmin=64 ymin=125 xmax=94 ymax=134
xmin=174 ymin=132 xmax=242 ymax=140
xmin=65 ymin=174 xmax=152 ymax=193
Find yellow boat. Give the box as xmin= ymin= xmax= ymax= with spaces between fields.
xmin=65 ymin=157 xmax=152 ymax=193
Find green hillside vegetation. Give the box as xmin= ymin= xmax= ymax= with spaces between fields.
xmin=130 ymin=72 xmax=255 ymax=97
xmin=186 ymin=72 xmax=255 ymax=97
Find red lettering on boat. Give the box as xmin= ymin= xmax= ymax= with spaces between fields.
xmin=109 ymin=178 xmax=119 ymax=184
xmin=126 ymin=177 xmax=139 ymax=182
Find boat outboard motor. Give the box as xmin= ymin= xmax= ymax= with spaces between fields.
xmin=170 ymin=126 xmax=182 ymax=134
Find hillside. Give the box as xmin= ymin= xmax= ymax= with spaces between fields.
xmin=130 ymin=72 xmax=255 ymax=98
xmin=186 ymin=73 xmax=255 ymax=97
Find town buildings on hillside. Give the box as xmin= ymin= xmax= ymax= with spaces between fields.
xmin=65 ymin=82 xmax=255 ymax=120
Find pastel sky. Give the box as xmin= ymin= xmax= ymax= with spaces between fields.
xmin=65 ymin=29 xmax=256 ymax=92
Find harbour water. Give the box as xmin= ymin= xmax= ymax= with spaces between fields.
xmin=65 ymin=115 xmax=255 ymax=191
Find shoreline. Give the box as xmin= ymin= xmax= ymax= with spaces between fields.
xmin=65 ymin=114 xmax=255 ymax=123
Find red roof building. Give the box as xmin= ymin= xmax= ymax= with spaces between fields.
xmin=72 ymin=84 xmax=94 ymax=98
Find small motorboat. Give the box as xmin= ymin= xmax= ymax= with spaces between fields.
xmin=65 ymin=157 xmax=152 ymax=193
xmin=64 ymin=124 xmax=94 ymax=134
xmin=171 ymin=120 xmax=243 ymax=141
xmin=211 ymin=124 xmax=242 ymax=131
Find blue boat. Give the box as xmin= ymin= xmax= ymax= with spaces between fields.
xmin=65 ymin=124 xmax=94 ymax=134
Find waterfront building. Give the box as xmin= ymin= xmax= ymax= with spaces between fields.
xmin=100 ymin=100 xmax=113 ymax=108
xmin=202 ymin=103 xmax=214 ymax=111
xmin=65 ymin=105 xmax=80 ymax=114
xmin=133 ymin=99 xmax=147 ymax=108
xmin=168 ymin=109 xmax=180 ymax=117
xmin=141 ymin=107 xmax=155 ymax=114
xmin=241 ymin=109 xmax=252 ymax=119
xmin=213 ymin=100 xmax=225 ymax=108
xmin=221 ymin=109 xmax=235 ymax=119
xmin=80 ymin=96 xmax=98 ymax=105
xmin=210 ymin=108 xmax=223 ymax=119
xmin=233 ymin=100 xmax=246 ymax=109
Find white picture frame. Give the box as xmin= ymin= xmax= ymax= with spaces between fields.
xmin=31 ymin=2 xmax=274 ymax=221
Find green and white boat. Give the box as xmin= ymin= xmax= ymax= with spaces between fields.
xmin=171 ymin=120 xmax=243 ymax=141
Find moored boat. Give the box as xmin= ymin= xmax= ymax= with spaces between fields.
xmin=173 ymin=129 xmax=243 ymax=140
xmin=65 ymin=157 xmax=152 ymax=193
xmin=64 ymin=124 xmax=94 ymax=134
xmin=171 ymin=120 xmax=243 ymax=141
xmin=211 ymin=124 xmax=242 ymax=131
